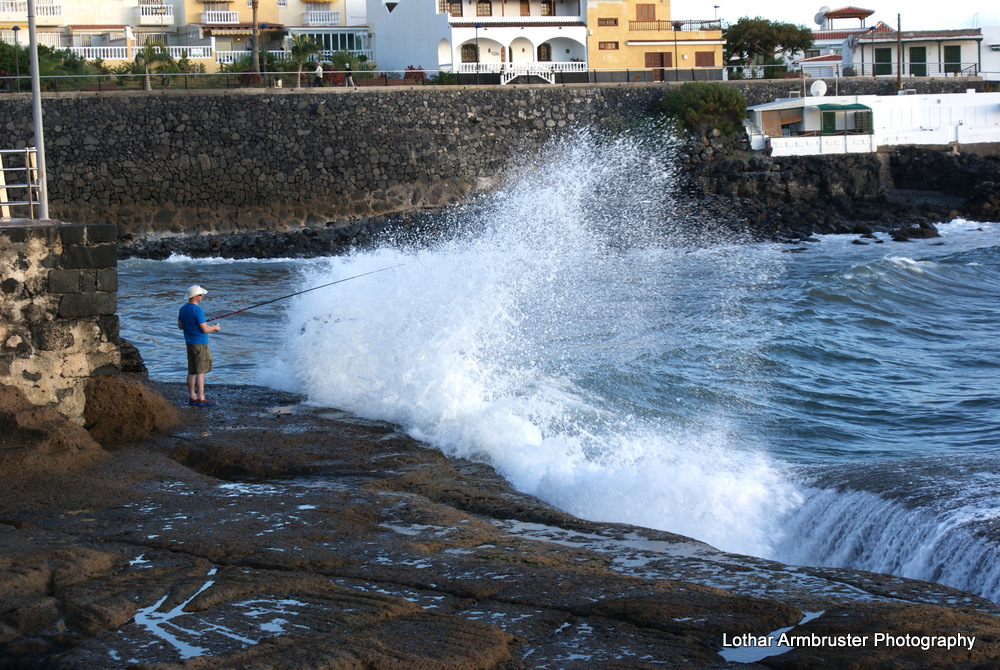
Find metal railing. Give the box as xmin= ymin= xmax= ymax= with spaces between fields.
xmin=0 ymin=148 xmax=40 ymax=221
xmin=1 ymin=66 xmax=990 ymax=93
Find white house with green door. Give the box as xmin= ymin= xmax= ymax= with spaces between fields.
xmin=745 ymin=89 xmax=1000 ymax=156
xmin=842 ymin=28 xmax=983 ymax=78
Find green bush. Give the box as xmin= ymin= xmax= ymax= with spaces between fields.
xmin=657 ymin=82 xmax=747 ymax=137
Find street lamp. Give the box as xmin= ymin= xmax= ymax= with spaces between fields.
xmin=672 ymin=21 xmax=683 ymax=82
xmin=475 ymin=23 xmax=482 ymax=85
xmin=12 ymin=25 xmax=19 ymax=93
xmin=714 ymin=5 xmax=719 ymax=21
xmin=868 ymin=26 xmax=876 ymax=78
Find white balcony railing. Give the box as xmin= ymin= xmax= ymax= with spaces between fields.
xmin=35 ymin=1 xmax=60 ymax=18
xmin=459 ymin=61 xmax=586 ymax=74
xmin=215 ymin=49 xmax=286 ymax=64
xmin=304 ymin=10 xmax=340 ymax=25
xmin=202 ymin=10 xmax=238 ymax=24
xmin=137 ymin=4 xmax=174 ymax=26
xmin=0 ymin=1 xmax=27 ymax=16
xmin=67 ymin=46 xmax=129 ymax=60
xmin=129 ymin=45 xmax=213 ymax=59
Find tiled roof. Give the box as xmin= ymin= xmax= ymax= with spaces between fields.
xmin=824 ymin=6 xmax=875 ymax=19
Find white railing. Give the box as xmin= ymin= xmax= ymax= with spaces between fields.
xmin=215 ymin=49 xmax=286 ymax=64
xmin=452 ymin=14 xmax=583 ymax=23
xmin=202 ymin=10 xmax=238 ymax=24
xmin=129 ymin=45 xmax=213 ymax=59
xmin=0 ymin=1 xmax=27 ymax=15
xmin=35 ymin=1 xmax=60 ymax=18
xmin=137 ymin=3 xmax=174 ymax=25
xmin=68 ymin=46 xmax=129 ymax=60
xmin=318 ymin=48 xmax=373 ymax=62
xmin=304 ymin=10 xmax=340 ymax=25
xmin=460 ymin=61 xmax=586 ymax=76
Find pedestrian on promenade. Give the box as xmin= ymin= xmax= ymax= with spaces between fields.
xmin=344 ymin=61 xmax=354 ymax=87
xmin=314 ymin=62 xmax=324 ymax=87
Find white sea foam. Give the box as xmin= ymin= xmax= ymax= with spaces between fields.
xmin=270 ymin=127 xmax=804 ymax=557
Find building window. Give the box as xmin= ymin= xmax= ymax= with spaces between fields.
xmin=804 ymin=49 xmax=820 ymax=59
xmin=599 ymin=42 xmax=619 ymax=50
xmin=477 ymin=0 xmax=491 ymax=15
xmin=540 ymin=0 xmax=552 ymax=16
xmin=538 ymin=43 xmax=551 ymax=61
xmin=449 ymin=0 xmax=462 ymax=16
xmin=462 ymin=43 xmax=478 ymax=62
xmin=695 ymin=51 xmax=715 ymax=67
xmin=520 ymin=0 xmax=529 ymax=15
xmin=277 ymin=0 xmax=287 ymax=6
xmin=636 ymin=4 xmax=655 ymax=21
xmin=597 ymin=17 xmax=618 ymax=26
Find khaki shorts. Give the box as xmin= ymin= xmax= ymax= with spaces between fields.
xmin=186 ymin=344 xmax=213 ymax=375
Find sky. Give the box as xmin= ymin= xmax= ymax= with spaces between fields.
xmin=669 ymin=1 xmax=1000 ymax=31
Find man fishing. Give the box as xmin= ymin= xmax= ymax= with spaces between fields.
xmin=178 ymin=285 xmax=221 ymax=406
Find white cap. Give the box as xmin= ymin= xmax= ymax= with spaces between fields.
xmin=186 ymin=285 xmax=208 ymax=299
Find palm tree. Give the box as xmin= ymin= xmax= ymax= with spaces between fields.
xmin=289 ymin=35 xmax=321 ymax=88
xmin=251 ymin=0 xmax=260 ymax=76
xmin=136 ymin=39 xmax=175 ymax=91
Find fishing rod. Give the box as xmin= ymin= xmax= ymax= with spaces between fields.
xmin=207 ymin=263 xmax=404 ymax=322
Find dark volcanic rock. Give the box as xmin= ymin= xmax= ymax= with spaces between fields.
xmin=1 ymin=381 xmax=999 ymax=668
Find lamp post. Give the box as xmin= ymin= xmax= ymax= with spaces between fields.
xmin=26 ymin=0 xmax=49 ymax=220
xmin=672 ymin=21 xmax=682 ymax=82
xmin=12 ymin=25 xmax=19 ymax=93
xmin=714 ymin=5 xmax=719 ymax=21
xmin=869 ymin=26 xmax=876 ymax=78
xmin=475 ymin=23 xmax=482 ymax=85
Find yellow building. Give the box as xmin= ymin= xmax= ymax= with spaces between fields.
xmin=586 ymin=0 xmax=724 ymax=80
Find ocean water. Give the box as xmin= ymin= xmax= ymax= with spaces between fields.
xmin=119 ymin=129 xmax=1000 ymax=603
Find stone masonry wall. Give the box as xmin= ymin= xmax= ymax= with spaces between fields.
xmin=0 ymin=223 xmax=120 ymax=422
xmin=0 ymin=85 xmax=668 ymax=238
xmin=0 ymin=78 xmax=985 ymax=238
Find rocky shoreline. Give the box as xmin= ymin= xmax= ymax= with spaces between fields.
xmin=2 ymin=375 xmax=1000 ymax=668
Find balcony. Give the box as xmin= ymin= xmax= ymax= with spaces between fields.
xmin=202 ymin=10 xmax=238 ymax=24
xmin=0 ymin=1 xmax=27 ymax=20
xmin=629 ymin=19 xmax=721 ymax=31
xmin=35 ymin=0 xmax=60 ymax=19
xmin=137 ymin=4 xmax=175 ymax=27
xmin=304 ymin=10 xmax=340 ymax=26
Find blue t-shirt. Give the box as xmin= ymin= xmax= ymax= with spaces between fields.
xmin=178 ymin=303 xmax=209 ymax=345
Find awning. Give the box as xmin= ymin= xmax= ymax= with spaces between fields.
xmin=817 ymin=103 xmax=871 ymax=110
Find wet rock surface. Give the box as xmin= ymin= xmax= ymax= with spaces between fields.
xmin=2 ymin=381 xmax=999 ymax=668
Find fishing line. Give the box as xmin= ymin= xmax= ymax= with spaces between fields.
xmin=207 ymin=263 xmax=404 ymax=321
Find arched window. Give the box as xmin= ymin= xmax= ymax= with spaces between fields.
xmin=462 ymin=43 xmax=478 ymax=62
xmin=537 ymin=43 xmax=551 ymax=61
xmin=477 ymin=0 xmax=491 ymax=16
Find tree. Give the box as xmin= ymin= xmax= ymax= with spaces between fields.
xmin=658 ymin=82 xmax=747 ymax=137
xmin=723 ymin=17 xmax=813 ymax=68
xmin=251 ymin=0 xmax=260 ymax=76
xmin=135 ymin=39 xmax=176 ymax=90
xmin=289 ymin=35 xmax=320 ymax=88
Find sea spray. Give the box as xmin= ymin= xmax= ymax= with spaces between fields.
xmin=278 ymin=126 xmax=804 ymax=557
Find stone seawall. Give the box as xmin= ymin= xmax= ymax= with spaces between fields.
xmin=0 ymin=223 xmax=120 ymax=421
xmin=0 ymin=85 xmax=669 ymax=237
xmin=0 ymin=78 xmax=987 ymax=239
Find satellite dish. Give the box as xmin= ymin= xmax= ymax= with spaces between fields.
xmin=815 ymin=5 xmax=830 ymax=26
xmin=810 ymin=80 xmax=828 ymax=97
